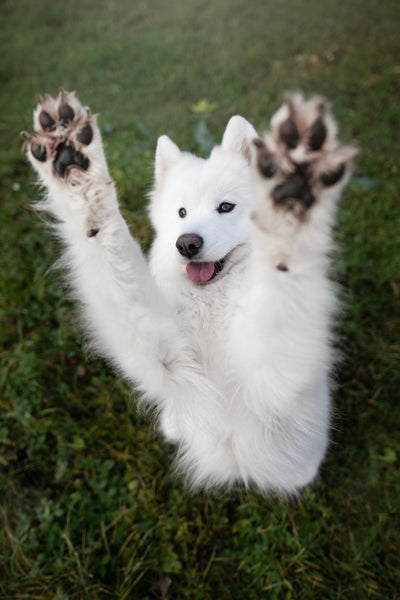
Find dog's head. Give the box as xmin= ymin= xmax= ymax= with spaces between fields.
xmin=149 ymin=116 xmax=257 ymax=284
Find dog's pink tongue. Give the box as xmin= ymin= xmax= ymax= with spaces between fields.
xmin=186 ymin=262 xmax=215 ymax=283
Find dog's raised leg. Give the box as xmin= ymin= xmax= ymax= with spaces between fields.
xmin=232 ymin=93 xmax=357 ymax=418
xmin=22 ymin=90 xmax=201 ymax=407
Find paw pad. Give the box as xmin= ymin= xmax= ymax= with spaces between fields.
xmin=31 ymin=142 xmax=47 ymax=162
xmin=273 ymin=169 xmax=315 ymax=209
xmin=54 ymin=144 xmax=89 ymax=177
xmin=319 ymin=163 xmax=345 ymax=187
xmin=58 ymin=102 xmax=75 ymax=126
xmin=76 ymin=124 xmax=93 ymax=145
xmin=308 ymin=118 xmax=327 ymax=152
xmin=253 ymin=139 xmax=277 ymax=178
xmin=279 ymin=118 xmax=299 ymax=150
xmin=39 ymin=110 xmax=56 ymax=132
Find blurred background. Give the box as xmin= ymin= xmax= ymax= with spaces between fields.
xmin=0 ymin=1 xmax=399 ymax=598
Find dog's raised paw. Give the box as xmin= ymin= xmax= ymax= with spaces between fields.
xmin=23 ymin=89 xmax=95 ymax=179
xmin=253 ymin=93 xmax=357 ymax=218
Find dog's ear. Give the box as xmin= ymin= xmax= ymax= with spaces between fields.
xmin=155 ymin=135 xmax=182 ymax=185
xmin=221 ymin=115 xmax=258 ymax=162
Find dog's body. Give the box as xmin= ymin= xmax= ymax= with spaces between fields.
xmin=24 ymin=91 xmax=356 ymax=493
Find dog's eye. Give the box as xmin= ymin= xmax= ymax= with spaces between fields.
xmin=178 ymin=207 xmax=187 ymax=218
xmin=217 ymin=202 xmax=236 ymax=214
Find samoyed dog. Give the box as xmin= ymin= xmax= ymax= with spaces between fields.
xmin=23 ymin=90 xmax=356 ymax=494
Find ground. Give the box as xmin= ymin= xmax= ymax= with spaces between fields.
xmin=0 ymin=0 xmax=399 ymax=598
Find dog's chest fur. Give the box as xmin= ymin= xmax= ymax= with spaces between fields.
xmin=173 ymin=268 xmax=246 ymax=382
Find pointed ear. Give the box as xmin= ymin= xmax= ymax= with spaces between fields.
xmin=221 ymin=115 xmax=258 ymax=162
xmin=155 ymin=135 xmax=182 ymax=185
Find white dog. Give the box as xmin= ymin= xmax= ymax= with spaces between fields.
xmin=23 ymin=90 xmax=356 ymax=494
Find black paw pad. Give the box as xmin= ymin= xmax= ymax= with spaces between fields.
xmin=76 ymin=124 xmax=93 ymax=145
xmin=320 ymin=163 xmax=345 ymax=187
xmin=273 ymin=171 xmax=315 ymax=209
xmin=39 ymin=110 xmax=56 ymax=132
xmin=54 ymin=144 xmax=89 ymax=177
xmin=254 ymin=139 xmax=277 ymax=178
xmin=308 ymin=118 xmax=327 ymax=151
xmin=58 ymin=103 xmax=75 ymax=126
xmin=31 ymin=142 xmax=47 ymax=162
xmin=258 ymin=155 xmax=277 ymax=178
xmin=279 ymin=118 xmax=299 ymax=149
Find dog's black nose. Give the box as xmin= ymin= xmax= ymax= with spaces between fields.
xmin=176 ymin=233 xmax=204 ymax=259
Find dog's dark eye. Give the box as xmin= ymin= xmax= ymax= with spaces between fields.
xmin=217 ymin=202 xmax=236 ymax=214
xmin=178 ymin=207 xmax=187 ymax=218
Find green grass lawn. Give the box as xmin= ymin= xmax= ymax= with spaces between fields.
xmin=1 ymin=0 xmax=399 ymax=598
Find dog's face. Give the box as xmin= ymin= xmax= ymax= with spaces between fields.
xmin=150 ymin=116 xmax=257 ymax=284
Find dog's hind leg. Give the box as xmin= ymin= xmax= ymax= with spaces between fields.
xmin=23 ymin=90 xmax=199 ymax=406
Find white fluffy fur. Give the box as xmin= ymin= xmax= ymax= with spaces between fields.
xmin=25 ymin=91 xmax=356 ymax=494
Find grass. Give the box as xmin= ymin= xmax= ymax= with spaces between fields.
xmin=1 ymin=0 xmax=399 ymax=598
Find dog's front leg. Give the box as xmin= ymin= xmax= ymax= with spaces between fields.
xmin=235 ymin=94 xmax=357 ymax=418
xmin=23 ymin=90 xmax=197 ymax=406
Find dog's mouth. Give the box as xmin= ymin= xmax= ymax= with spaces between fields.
xmin=186 ymin=258 xmax=226 ymax=283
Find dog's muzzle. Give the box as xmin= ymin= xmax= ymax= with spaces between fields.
xmin=176 ymin=233 xmax=227 ymax=283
